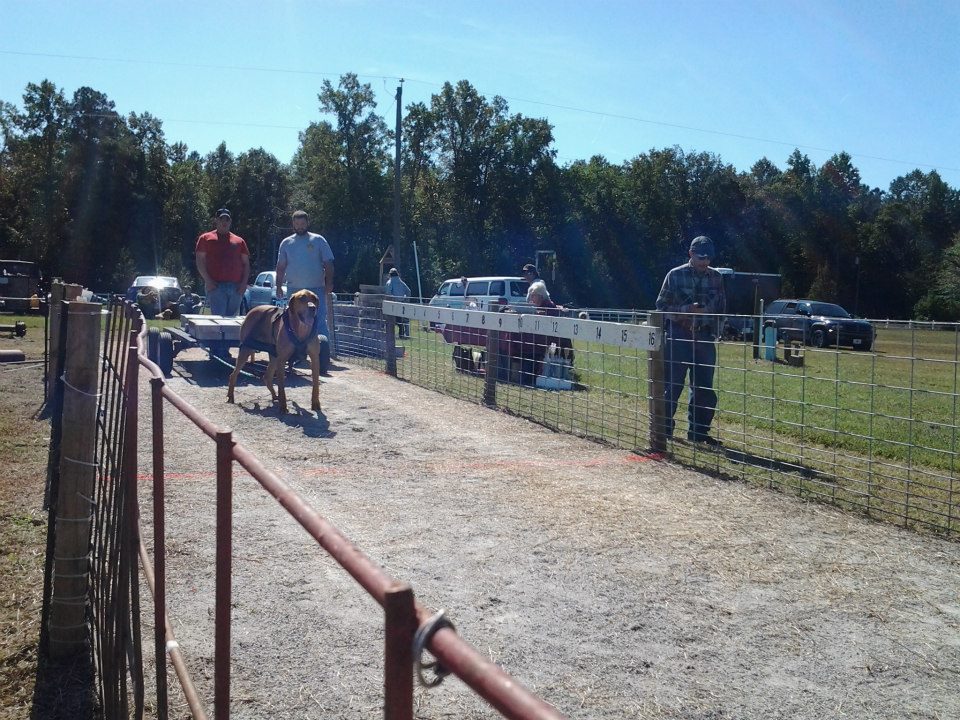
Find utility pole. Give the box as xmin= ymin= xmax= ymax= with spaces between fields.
xmin=393 ymin=80 xmax=403 ymax=269
xmin=854 ymin=255 xmax=861 ymax=316
xmin=536 ymin=250 xmax=557 ymax=284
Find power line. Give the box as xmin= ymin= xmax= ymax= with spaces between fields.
xmin=494 ymin=94 xmax=958 ymax=173
xmin=0 ymin=49 xmax=401 ymax=83
xmin=4 ymin=49 xmax=957 ymax=174
xmin=162 ymin=118 xmax=303 ymax=131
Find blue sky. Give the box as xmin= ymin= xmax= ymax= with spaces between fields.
xmin=2 ymin=0 xmax=958 ymax=191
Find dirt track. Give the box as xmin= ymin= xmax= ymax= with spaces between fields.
xmin=141 ymin=350 xmax=960 ymax=719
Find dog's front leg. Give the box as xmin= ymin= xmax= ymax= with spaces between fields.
xmin=274 ymin=352 xmax=290 ymax=414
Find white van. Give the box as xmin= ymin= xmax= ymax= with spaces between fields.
xmin=428 ymin=276 xmax=532 ymax=311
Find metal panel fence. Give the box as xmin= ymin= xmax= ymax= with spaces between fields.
xmin=362 ymin=300 xmax=960 ymax=539
xmin=42 ymin=297 xmax=147 ymax=718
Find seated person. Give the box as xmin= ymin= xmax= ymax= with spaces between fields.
xmin=136 ymin=286 xmax=161 ymax=319
xmin=527 ymin=280 xmax=561 ymax=316
xmin=177 ymin=286 xmax=202 ymax=316
xmin=508 ymin=281 xmax=571 ymax=384
xmin=160 ymin=301 xmax=183 ymax=320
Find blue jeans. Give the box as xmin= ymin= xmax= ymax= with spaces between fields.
xmin=288 ymin=287 xmax=330 ymax=340
xmin=208 ymin=282 xmax=242 ymax=317
xmin=663 ymin=329 xmax=718 ymax=440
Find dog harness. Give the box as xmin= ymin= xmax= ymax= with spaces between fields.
xmin=282 ymin=307 xmax=322 ymax=363
xmin=238 ymin=305 xmax=323 ymax=362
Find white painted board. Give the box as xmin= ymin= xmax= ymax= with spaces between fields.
xmin=382 ymin=301 xmax=661 ymax=351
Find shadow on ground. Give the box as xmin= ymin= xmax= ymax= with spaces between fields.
xmin=173 ymin=353 xmax=348 ymax=389
xmin=236 ymin=400 xmax=336 ymax=439
xmin=30 ymin=647 xmax=96 ymax=720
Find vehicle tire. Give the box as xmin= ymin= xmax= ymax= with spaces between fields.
xmin=319 ymin=337 xmax=331 ymax=374
xmin=147 ymin=326 xmax=160 ymax=365
xmin=158 ymin=331 xmax=174 ymax=377
xmin=811 ymin=328 xmax=828 ymax=348
xmin=854 ymin=340 xmax=873 ymax=352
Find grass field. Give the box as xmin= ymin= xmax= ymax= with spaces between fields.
xmin=383 ymin=321 xmax=960 ymax=537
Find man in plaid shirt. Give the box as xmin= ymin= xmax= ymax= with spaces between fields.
xmin=655 ymin=235 xmax=726 ymax=445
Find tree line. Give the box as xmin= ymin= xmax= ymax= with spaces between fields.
xmin=2 ymin=74 xmax=959 ymax=319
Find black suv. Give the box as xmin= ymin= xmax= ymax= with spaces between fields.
xmin=764 ymin=299 xmax=875 ymax=351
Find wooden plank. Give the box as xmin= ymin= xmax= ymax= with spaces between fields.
xmin=181 ymin=315 xmax=242 ymax=342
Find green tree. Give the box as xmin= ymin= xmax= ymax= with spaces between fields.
xmin=399 ymin=101 xmax=440 ymax=291
xmin=809 ymin=152 xmax=867 ymax=304
xmin=318 ymin=73 xmax=391 ymax=283
xmin=204 ymin=142 xmax=237 ymax=213
xmin=126 ymin=111 xmax=172 ymax=283
xmin=291 ymin=73 xmax=391 ymax=289
xmin=234 ymin=148 xmax=289 ymax=271
xmin=61 ymin=86 xmax=130 ymax=284
xmin=430 ymin=81 xmax=508 ymax=270
xmin=164 ymin=154 xmax=209 ymax=287
xmin=7 ymin=80 xmax=69 ymax=270
xmin=928 ymin=233 xmax=960 ymax=320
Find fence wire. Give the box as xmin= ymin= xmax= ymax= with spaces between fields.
xmin=89 ymin=301 xmax=145 ymax=718
xmin=43 ymin=298 xmax=146 ymax=718
xmin=358 ymin=300 xmax=960 ymax=538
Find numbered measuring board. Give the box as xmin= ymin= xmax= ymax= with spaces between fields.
xmin=383 ymin=301 xmax=660 ymax=351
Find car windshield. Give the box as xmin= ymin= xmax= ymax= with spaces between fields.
xmin=134 ymin=276 xmax=179 ymax=288
xmin=806 ymin=302 xmax=851 ymax=318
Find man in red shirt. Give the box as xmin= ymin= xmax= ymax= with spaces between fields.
xmin=195 ymin=208 xmax=250 ymax=317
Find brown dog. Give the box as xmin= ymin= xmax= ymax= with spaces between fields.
xmin=227 ymin=289 xmax=321 ymax=414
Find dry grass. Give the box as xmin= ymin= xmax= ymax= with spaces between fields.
xmin=0 ymin=314 xmax=97 ymax=720
xmin=0 ymin=316 xmax=50 ymax=719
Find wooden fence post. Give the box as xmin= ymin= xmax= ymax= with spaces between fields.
xmin=48 ymin=300 xmax=102 ymax=657
xmin=483 ymin=330 xmax=499 ymax=407
xmin=383 ymin=583 xmax=416 ymax=720
xmin=327 ymin=293 xmax=338 ymax=360
xmin=46 ymin=282 xmax=84 ymax=399
xmin=648 ymin=312 xmax=667 ymax=452
xmin=215 ymin=430 xmax=234 ymax=720
xmin=385 ymin=314 xmax=397 ymax=377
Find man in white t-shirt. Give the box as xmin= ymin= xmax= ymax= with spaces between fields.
xmin=276 ymin=210 xmax=335 ymax=338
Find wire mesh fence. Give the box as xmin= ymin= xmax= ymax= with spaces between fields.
xmin=350 ymin=299 xmax=960 ymax=539
xmin=42 ymin=296 xmax=147 ymax=718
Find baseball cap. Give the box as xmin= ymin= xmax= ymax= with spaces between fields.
xmin=522 ymin=263 xmax=537 ymax=275
xmin=689 ymin=235 xmax=715 ymax=258
xmin=389 ymin=268 xmax=399 ymax=276
xmin=216 ymin=208 xmax=231 ymax=219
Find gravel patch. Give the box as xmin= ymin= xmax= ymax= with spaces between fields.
xmin=137 ymin=351 xmax=960 ymax=719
